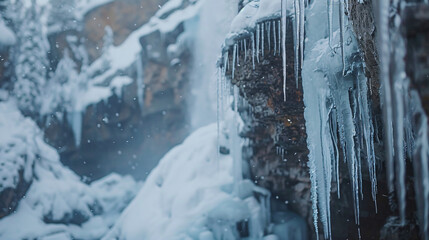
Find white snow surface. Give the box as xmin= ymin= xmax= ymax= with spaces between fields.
xmin=0 ymin=17 xmax=16 ymax=46
xmin=226 ymin=0 xmax=292 ymax=43
xmin=0 ymin=100 xmax=141 ymax=240
xmin=75 ymin=0 xmax=114 ymax=19
xmin=103 ymin=123 xmax=270 ymax=240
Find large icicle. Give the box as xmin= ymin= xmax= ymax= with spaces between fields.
xmin=273 ymin=20 xmax=277 ymax=56
xmin=378 ymin=0 xmax=396 ymax=203
xmin=327 ymin=0 xmax=333 ymax=47
xmin=294 ymin=0 xmax=300 ymax=88
xmin=391 ymin=29 xmax=408 ymax=223
xmin=339 ymin=0 xmax=345 ymax=75
xmin=282 ymin=0 xmax=287 ymax=101
xmin=232 ymin=43 xmax=237 ymax=79
xmin=299 ymin=0 xmax=304 ymax=69
xmin=267 ymin=21 xmax=271 ymax=51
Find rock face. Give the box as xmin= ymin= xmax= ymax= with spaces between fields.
xmin=83 ymin=0 xmax=168 ymax=62
xmin=43 ymin=1 xmax=193 ymax=181
xmin=0 ymin=170 xmax=30 ymax=219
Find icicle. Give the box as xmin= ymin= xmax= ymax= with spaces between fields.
xmin=378 ymin=0 xmax=395 ymax=201
xmin=278 ymin=20 xmax=282 ymax=55
xmin=217 ymin=67 xmax=221 ymax=166
xmin=237 ymin=42 xmax=240 ymax=67
xmin=136 ymin=53 xmax=145 ymax=110
xmin=331 ymin=74 xmax=360 ymax=225
xmin=392 ymin=57 xmax=407 ymax=225
xmin=294 ymin=0 xmax=300 ymax=88
xmin=261 ymin=22 xmax=265 ymax=57
xmin=251 ymin=32 xmax=256 ymax=70
xmin=69 ymin=111 xmax=83 ymax=147
xmin=339 ymin=0 xmax=345 ymax=75
xmin=232 ymin=44 xmax=237 ymax=79
xmin=299 ymin=0 xmax=305 ymax=69
xmin=273 ymin=20 xmax=277 ymax=56
xmin=282 ymin=0 xmax=287 ymax=102
xmin=244 ymin=39 xmax=248 ymax=61
xmin=357 ymin=71 xmax=378 ymax=207
xmin=256 ymin=23 xmax=260 ymax=63
xmin=327 ymin=0 xmax=333 ymax=47
xmin=232 ymin=85 xmax=242 ymax=187
xmin=412 ymin=91 xmax=429 ymax=240
xmin=267 ymin=21 xmax=271 ymax=51
xmin=330 ymin=108 xmax=341 ymax=199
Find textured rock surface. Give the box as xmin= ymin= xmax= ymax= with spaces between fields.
xmin=0 ymin=170 xmax=30 ymax=219
xmin=45 ymin=21 xmax=192 ymax=180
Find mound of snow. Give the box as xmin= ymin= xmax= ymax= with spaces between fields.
xmin=103 ymin=123 xmax=271 ymax=240
xmin=0 ymin=101 xmax=141 ymax=240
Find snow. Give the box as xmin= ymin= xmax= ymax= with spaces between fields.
xmin=110 ymin=76 xmax=133 ymax=99
xmin=0 ymin=17 xmax=16 ymax=46
xmin=0 ymin=100 xmax=141 ymax=240
xmin=0 ymin=101 xmax=41 ymax=192
xmin=75 ymin=0 xmax=114 ymax=19
xmin=103 ymin=123 xmax=271 ymax=240
xmin=228 ymin=0 xmax=292 ymax=39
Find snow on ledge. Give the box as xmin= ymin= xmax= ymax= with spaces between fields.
xmin=0 ymin=18 xmax=16 ymax=46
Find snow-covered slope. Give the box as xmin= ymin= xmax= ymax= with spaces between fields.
xmin=0 ymin=100 xmax=141 ymax=240
xmin=103 ymin=123 xmax=272 ymax=240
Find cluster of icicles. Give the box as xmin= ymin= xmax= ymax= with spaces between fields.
xmin=216 ymin=0 xmax=429 ymax=239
